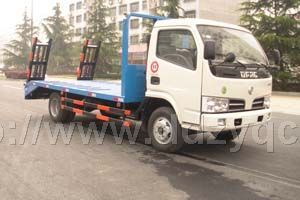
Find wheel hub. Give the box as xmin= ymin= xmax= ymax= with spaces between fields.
xmin=153 ymin=117 xmax=173 ymax=145
xmin=50 ymin=98 xmax=60 ymax=117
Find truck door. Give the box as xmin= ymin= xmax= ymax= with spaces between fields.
xmin=146 ymin=28 xmax=202 ymax=126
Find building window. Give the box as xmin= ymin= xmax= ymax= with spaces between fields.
xmin=69 ymin=16 xmax=75 ymax=25
xmin=130 ymin=19 xmax=139 ymax=29
xmin=119 ymin=21 xmax=123 ymax=31
xmin=76 ymin=15 xmax=82 ymax=23
xmin=142 ymin=1 xmax=147 ymax=10
xmin=83 ymin=27 xmax=87 ymax=34
xmin=119 ymin=5 xmax=127 ymax=15
xmin=83 ymin=13 xmax=87 ymax=21
xmin=185 ymin=10 xmax=196 ymax=18
xmin=157 ymin=29 xmax=197 ymax=70
xmin=76 ymin=1 xmax=82 ymax=10
xmin=159 ymin=0 xmax=166 ymax=6
xmin=130 ymin=35 xmax=139 ymax=45
xmin=76 ymin=28 xmax=82 ymax=36
xmin=110 ymin=7 xmax=116 ymax=17
xmin=70 ymin=4 xmax=75 ymax=12
xmin=109 ymin=0 xmax=114 ymax=5
xmin=88 ymin=27 xmax=93 ymax=33
xmin=130 ymin=2 xmax=139 ymax=12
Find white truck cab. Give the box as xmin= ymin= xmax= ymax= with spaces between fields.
xmin=145 ymin=18 xmax=272 ymax=150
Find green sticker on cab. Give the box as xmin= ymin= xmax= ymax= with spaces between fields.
xmin=222 ymin=86 xmax=227 ymax=95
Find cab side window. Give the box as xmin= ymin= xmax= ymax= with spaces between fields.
xmin=157 ymin=29 xmax=197 ymax=70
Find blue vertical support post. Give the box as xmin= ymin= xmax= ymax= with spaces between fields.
xmin=121 ymin=16 xmax=129 ymax=102
xmin=120 ymin=13 xmax=166 ymax=103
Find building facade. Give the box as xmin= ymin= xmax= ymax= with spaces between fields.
xmin=68 ymin=0 xmax=244 ymax=63
xmin=68 ymin=0 xmax=244 ymax=42
xmin=69 ymin=0 xmax=155 ymax=43
xmin=69 ymin=0 xmax=90 ymax=42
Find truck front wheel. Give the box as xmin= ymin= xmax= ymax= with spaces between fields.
xmin=49 ymin=93 xmax=75 ymax=123
xmin=148 ymin=107 xmax=184 ymax=153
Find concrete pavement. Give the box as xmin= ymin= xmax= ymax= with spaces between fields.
xmin=0 ymin=79 xmax=299 ymax=200
xmin=272 ymin=94 xmax=300 ymax=115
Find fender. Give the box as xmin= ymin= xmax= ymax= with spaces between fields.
xmin=146 ymin=90 xmax=183 ymax=124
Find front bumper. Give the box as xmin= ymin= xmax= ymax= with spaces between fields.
xmin=201 ymin=109 xmax=271 ymax=132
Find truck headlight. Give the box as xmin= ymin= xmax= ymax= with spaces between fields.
xmin=202 ymin=97 xmax=229 ymax=113
xmin=264 ymin=96 xmax=271 ymax=109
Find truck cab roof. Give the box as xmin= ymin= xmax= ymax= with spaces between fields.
xmin=154 ymin=18 xmax=251 ymax=33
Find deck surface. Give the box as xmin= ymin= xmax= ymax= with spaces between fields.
xmin=29 ymin=79 xmax=124 ymax=102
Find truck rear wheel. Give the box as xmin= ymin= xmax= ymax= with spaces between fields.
xmin=213 ymin=129 xmax=241 ymax=141
xmin=49 ymin=93 xmax=75 ymax=123
xmin=148 ymin=107 xmax=184 ymax=153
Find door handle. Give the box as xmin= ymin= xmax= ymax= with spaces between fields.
xmin=151 ymin=76 xmax=160 ymax=85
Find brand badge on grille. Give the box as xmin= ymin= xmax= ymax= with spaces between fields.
xmin=248 ymin=86 xmax=254 ymax=95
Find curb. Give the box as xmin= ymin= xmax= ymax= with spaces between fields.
xmin=272 ymin=91 xmax=300 ymax=97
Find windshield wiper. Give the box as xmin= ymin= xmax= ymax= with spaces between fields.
xmin=239 ymin=57 xmax=268 ymax=68
xmin=212 ymin=53 xmax=248 ymax=69
xmin=253 ymin=62 xmax=268 ymax=68
xmin=234 ymin=60 xmax=247 ymax=69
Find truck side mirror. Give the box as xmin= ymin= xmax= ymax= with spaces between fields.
xmin=204 ymin=40 xmax=216 ymax=60
xmin=274 ymin=49 xmax=281 ymax=66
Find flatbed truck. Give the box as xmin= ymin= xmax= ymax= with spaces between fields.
xmin=24 ymin=13 xmax=277 ymax=152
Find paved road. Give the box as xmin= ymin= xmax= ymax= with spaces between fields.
xmin=0 ymin=79 xmax=299 ymax=200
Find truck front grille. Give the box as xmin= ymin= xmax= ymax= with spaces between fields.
xmin=229 ymin=99 xmax=245 ymax=112
xmin=252 ymin=97 xmax=265 ymax=110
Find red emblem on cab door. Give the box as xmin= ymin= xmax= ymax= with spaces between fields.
xmin=150 ymin=61 xmax=159 ymax=73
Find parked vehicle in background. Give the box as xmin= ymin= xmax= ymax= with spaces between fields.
xmin=3 ymin=69 xmax=27 ymax=79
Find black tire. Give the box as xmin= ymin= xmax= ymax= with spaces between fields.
xmin=213 ymin=129 xmax=241 ymax=141
xmin=148 ymin=107 xmax=184 ymax=153
xmin=49 ymin=93 xmax=75 ymax=123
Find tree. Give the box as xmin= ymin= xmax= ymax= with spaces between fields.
xmin=160 ymin=0 xmax=182 ymax=18
xmin=240 ymin=0 xmax=300 ymax=69
xmin=2 ymin=11 xmax=37 ymax=70
xmin=143 ymin=0 xmax=182 ymax=36
xmin=85 ymin=0 xmax=119 ymax=74
xmin=43 ymin=3 xmax=73 ymax=73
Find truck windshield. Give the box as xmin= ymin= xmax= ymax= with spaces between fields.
xmin=197 ymin=25 xmax=268 ymax=65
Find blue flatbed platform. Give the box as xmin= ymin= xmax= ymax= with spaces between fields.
xmin=25 ymin=13 xmax=166 ymax=104
xmin=25 ymin=79 xmax=128 ymax=102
